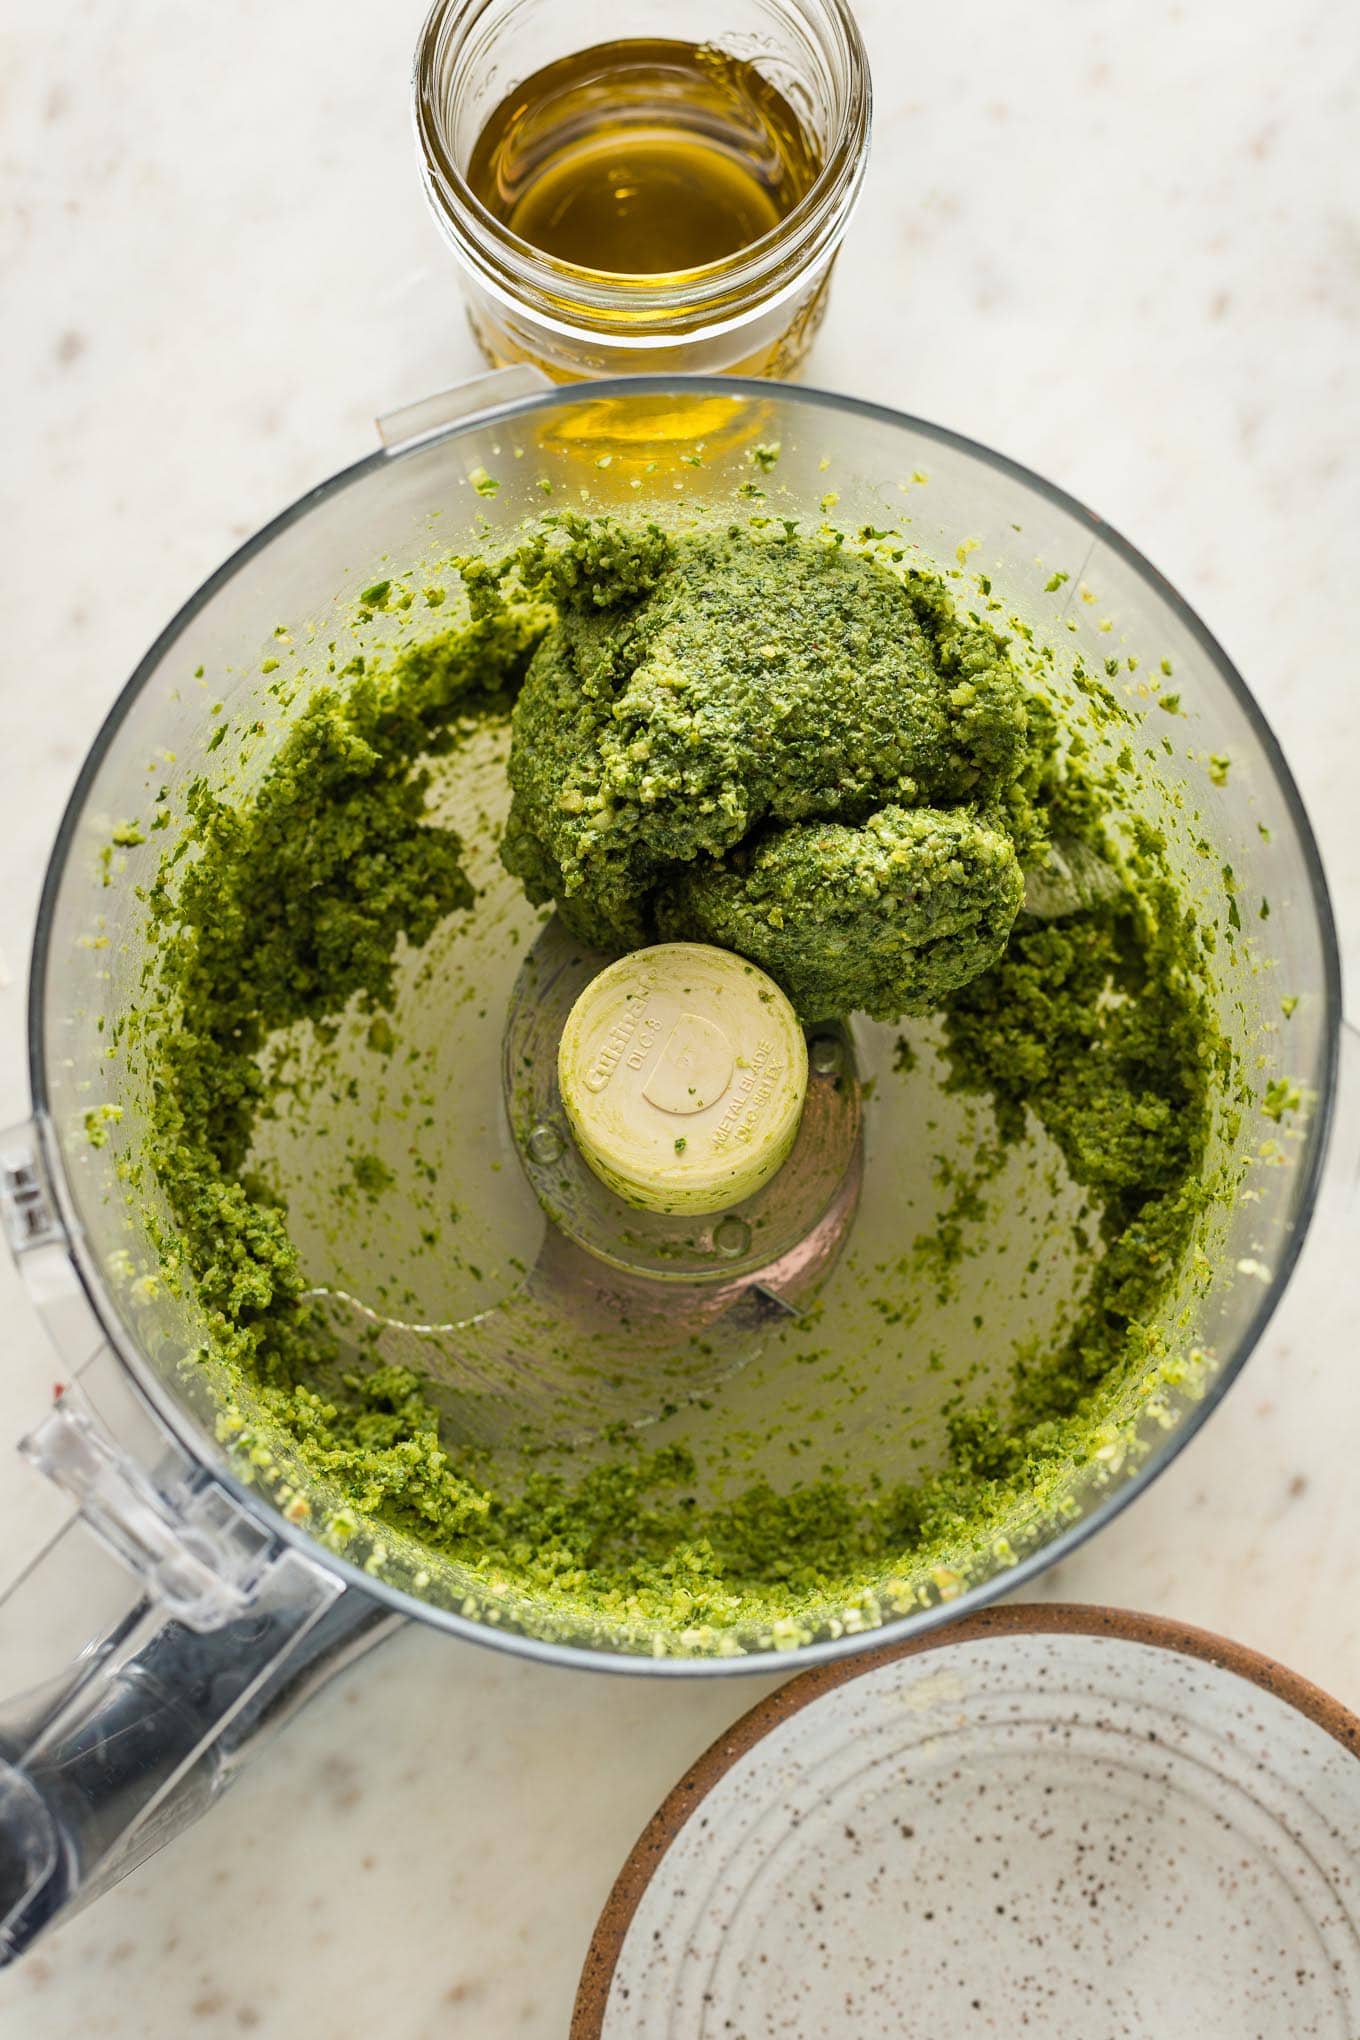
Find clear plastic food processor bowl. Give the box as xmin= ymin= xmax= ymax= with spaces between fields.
xmin=0 ymin=372 xmax=1340 ymax=1959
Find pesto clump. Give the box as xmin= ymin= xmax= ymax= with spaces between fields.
xmin=658 ymin=806 xmax=1024 ymax=1023
xmin=501 ymin=516 xmax=1054 ymax=1019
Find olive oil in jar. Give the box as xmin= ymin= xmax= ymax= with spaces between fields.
xmin=465 ymin=38 xmax=823 ymax=277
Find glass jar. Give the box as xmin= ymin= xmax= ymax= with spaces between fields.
xmin=413 ymin=0 xmax=872 ymax=382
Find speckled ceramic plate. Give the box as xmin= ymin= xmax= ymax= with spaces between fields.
xmin=574 ymin=1607 xmax=1360 ymax=2039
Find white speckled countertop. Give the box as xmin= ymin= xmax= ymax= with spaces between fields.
xmin=3 ymin=1 xmax=1359 ymax=2031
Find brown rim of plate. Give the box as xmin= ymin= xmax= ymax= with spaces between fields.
xmin=570 ymin=1601 xmax=1360 ymax=2037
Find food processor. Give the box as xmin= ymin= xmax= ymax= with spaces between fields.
xmin=0 ymin=371 xmax=1339 ymax=1964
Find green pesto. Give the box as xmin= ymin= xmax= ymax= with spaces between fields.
xmin=129 ymin=510 xmax=1227 ymax=1649
xmin=500 ymin=516 xmax=1054 ymax=1019
xmin=657 ymin=806 xmax=1024 ymax=1023
xmin=136 ymin=583 xmax=547 ymax=1358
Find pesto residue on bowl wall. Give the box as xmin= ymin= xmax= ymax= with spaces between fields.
xmin=113 ymin=508 xmax=1242 ymax=1654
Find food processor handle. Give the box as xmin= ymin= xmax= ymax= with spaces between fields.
xmin=374 ymin=362 xmax=552 ymax=450
xmin=0 ymin=368 xmax=558 ymax=1964
xmin=0 ymin=1381 xmax=402 ymax=1966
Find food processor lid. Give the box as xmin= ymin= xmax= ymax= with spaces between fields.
xmin=14 ymin=368 xmax=1344 ymax=1673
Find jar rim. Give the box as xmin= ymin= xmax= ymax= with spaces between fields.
xmin=412 ymin=0 xmax=872 ymax=329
